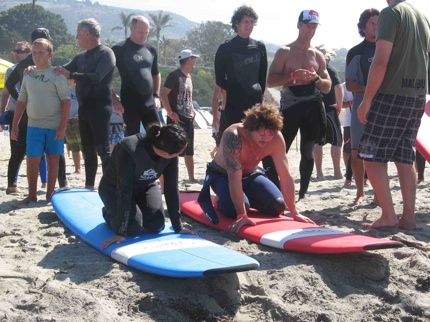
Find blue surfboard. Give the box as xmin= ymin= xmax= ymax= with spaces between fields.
xmin=51 ymin=188 xmax=259 ymax=278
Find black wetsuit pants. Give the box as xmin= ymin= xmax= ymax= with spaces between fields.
xmin=264 ymin=101 xmax=322 ymax=198
xmin=121 ymin=94 xmax=160 ymax=136
xmin=99 ymin=178 xmax=165 ymax=236
xmin=79 ymin=107 xmax=111 ymax=187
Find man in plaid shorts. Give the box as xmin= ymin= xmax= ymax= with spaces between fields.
xmin=357 ymin=0 xmax=430 ymax=230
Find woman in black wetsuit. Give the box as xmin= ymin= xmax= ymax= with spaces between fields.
xmin=99 ymin=123 xmax=194 ymax=249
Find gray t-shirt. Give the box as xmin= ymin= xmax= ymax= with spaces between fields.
xmin=18 ymin=66 xmax=70 ymax=130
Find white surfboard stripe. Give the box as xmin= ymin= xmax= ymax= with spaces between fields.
xmin=260 ymin=228 xmax=349 ymax=249
xmin=111 ymin=238 xmax=216 ymax=264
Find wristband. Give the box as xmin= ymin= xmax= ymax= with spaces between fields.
xmin=290 ymin=71 xmax=295 ymax=81
xmin=167 ymin=111 xmax=174 ymax=117
xmin=313 ymin=76 xmax=321 ymax=84
xmin=237 ymin=213 xmax=248 ymax=220
xmin=153 ymin=93 xmax=160 ymax=99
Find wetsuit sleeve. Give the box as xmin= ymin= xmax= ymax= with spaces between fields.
xmin=5 ymin=66 xmax=20 ymax=101
xmin=151 ymin=47 xmax=159 ymax=76
xmin=63 ymin=55 xmax=79 ymax=74
xmin=162 ymin=157 xmax=183 ymax=233
xmin=69 ymin=50 xmax=115 ymax=84
xmin=214 ymin=45 xmax=228 ymax=90
xmin=113 ymin=144 xmax=135 ymax=236
xmin=259 ymin=43 xmax=268 ymax=94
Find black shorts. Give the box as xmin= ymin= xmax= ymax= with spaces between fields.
xmin=167 ymin=116 xmax=194 ymax=156
xmin=321 ymin=107 xmax=342 ymax=147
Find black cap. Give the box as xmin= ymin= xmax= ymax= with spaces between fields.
xmin=31 ymin=28 xmax=52 ymax=42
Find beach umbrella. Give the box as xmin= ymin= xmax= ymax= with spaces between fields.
xmin=0 ymin=58 xmax=13 ymax=89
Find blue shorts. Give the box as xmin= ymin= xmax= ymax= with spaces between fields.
xmin=26 ymin=126 xmax=64 ymax=157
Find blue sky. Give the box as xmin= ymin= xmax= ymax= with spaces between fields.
xmin=98 ymin=0 xmax=430 ymax=49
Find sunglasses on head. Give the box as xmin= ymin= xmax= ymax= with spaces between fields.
xmin=12 ymin=49 xmax=30 ymax=54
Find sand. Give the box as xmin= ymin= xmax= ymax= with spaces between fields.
xmin=0 ymin=128 xmax=429 ymax=322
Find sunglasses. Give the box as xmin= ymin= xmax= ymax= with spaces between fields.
xmin=12 ymin=49 xmax=30 ymax=54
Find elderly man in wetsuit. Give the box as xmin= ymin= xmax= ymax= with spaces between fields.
xmin=213 ymin=5 xmax=267 ymax=139
xmin=266 ymin=10 xmax=331 ymax=200
xmin=111 ymin=15 xmax=161 ymax=136
xmin=198 ymin=104 xmax=315 ymax=234
xmin=55 ymin=18 xmax=115 ymax=190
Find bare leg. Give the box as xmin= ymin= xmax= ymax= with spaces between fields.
xmin=159 ymin=174 xmax=164 ymax=194
xmin=72 ymin=151 xmax=81 ymax=174
xmin=396 ymin=162 xmax=417 ymax=230
xmin=46 ymin=154 xmax=60 ymax=202
xmin=184 ymin=155 xmax=197 ymax=182
xmin=21 ymin=156 xmax=41 ymax=204
xmin=362 ymin=161 xmax=398 ymax=228
xmin=313 ymin=144 xmax=324 ymax=179
xmin=331 ymin=145 xmax=343 ymax=179
xmin=351 ymin=150 xmax=366 ymax=205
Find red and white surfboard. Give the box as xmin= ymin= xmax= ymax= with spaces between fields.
xmin=179 ymin=192 xmax=403 ymax=254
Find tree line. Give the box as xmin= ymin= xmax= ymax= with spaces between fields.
xmin=0 ymin=3 xmax=347 ymax=106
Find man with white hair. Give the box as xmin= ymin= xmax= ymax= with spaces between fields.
xmin=55 ymin=18 xmax=116 ymax=190
xmin=111 ymin=16 xmax=161 ymax=136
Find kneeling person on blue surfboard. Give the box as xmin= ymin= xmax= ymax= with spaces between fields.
xmin=198 ymin=104 xmax=316 ymax=234
xmin=99 ymin=123 xmax=194 ymax=249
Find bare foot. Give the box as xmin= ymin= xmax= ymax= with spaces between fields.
xmin=316 ymin=174 xmax=325 ymax=180
xmin=417 ymin=178 xmax=424 ymax=185
xmin=6 ymin=187 xmax=21 ymax=194
xmin=334 ymin=172 xmax=343 ymax=179
xmin=399 ymin=216 xmax=417 ymax=230
xmin=85 ymin=186 xmax=95 ymax=190
xmin=362 ymin=215 xmax=399 ymax=228
xmin=41 ymin=182 xmax=47 ymax=188
xmin=187 ymin=179 xmax=199 ymax=183
xmin=74 ymin=169 xmax=81 ymax=174
xmin=370 ymin=194 xmax=380 ymax=207
xmin=353 ymin=195 xmax=366 ymax=206
xmin=20 ymin=195 xmax=37 ymax=204
xmin=343 ymin=180 xmax=352 ymax=187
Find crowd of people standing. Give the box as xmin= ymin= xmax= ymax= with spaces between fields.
xmin=1 ymin=1 xmax=428 ymax=244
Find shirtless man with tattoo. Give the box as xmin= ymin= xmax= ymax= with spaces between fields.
xmin=198 ymin=104 xmax=315 ymax=234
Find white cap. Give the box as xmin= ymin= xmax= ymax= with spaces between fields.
xmin=178 ymin=49 xmax=200 ymax=60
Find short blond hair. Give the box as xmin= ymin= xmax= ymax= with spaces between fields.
xmin=32 ymin=38 xmax=53 ymax=53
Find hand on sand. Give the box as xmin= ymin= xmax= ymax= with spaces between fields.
xmin=101 ymin=235 xmax=125 ymax=249
xmin=228 ymin=217 xmax=255 ymax=235
xmin=292 ymin=213 xmax=316 ymax=225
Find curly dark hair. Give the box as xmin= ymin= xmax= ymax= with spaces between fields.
xmin=146 ymin=123 xmax=187 ymax=155
xmin=230 ymin=5 xmax=258 ymax=33
xmin=242 ymin=104 xmax=283 ymax=133
xmin=357 ymin=8 xmax=379 ymax=38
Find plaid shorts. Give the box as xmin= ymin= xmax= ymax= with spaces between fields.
xmin=358 ymin=93 xmax=426 ymax=164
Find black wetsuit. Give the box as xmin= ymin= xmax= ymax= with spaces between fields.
xmin=98 ymin=133 xmax=183 ymax=236
xmin=5 ymin=55 xmax=68 ymax=188
xmin=321 ymin=64 xmax=342 ymax=147
xmin=265 ymin=84 xmax=325 ymax=198
xmin=112 ymin=38 xmax=160 ymax=135
xmin=215 ymin=36 xmax=267 ymax=131
xmin=64 ymin=44 xmax=115 ymax=187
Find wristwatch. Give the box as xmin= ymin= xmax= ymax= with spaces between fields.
xmin=153 ymin=93 xmax=160 ymax=99
xmin=312 ymin=76 xmax=321 ymax=84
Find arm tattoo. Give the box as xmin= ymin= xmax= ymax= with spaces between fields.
xmin=223 ymin=131 xmax=242 ymax=172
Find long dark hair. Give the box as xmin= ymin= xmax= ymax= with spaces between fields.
xmin=146 ymin=123 xmax=187 ymax=154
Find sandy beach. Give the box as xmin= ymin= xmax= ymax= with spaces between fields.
xmin=0 ymin=128 xmax=429 ymax=322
